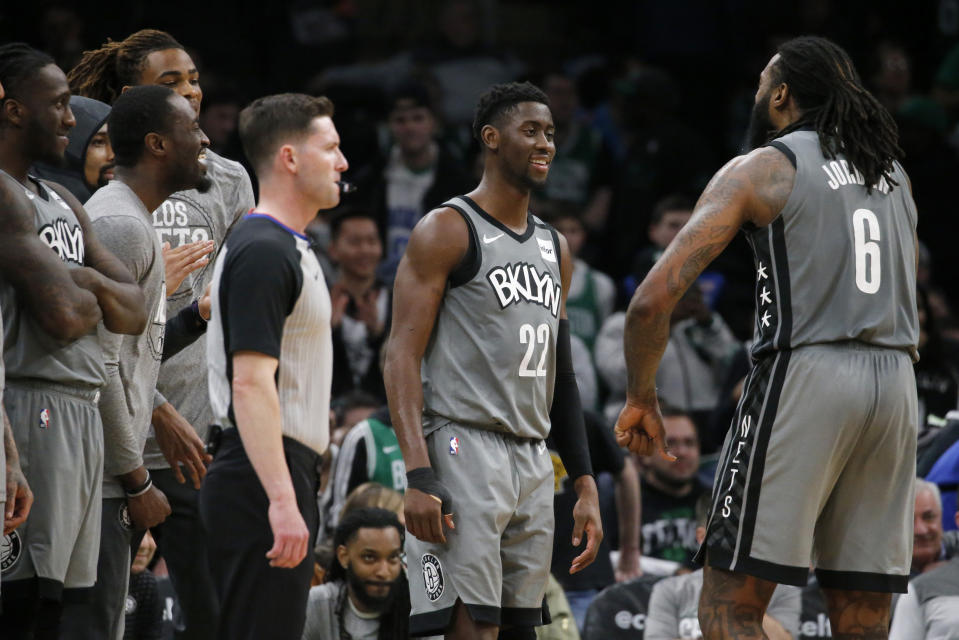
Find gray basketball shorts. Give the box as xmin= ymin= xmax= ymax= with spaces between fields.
xmin=1 ymin=380 xmax=104 ymax=599
xmin=696 ymin=343 xmax=917 ymax=593
xmin=407 ymin=423 xmax=554 ymax=636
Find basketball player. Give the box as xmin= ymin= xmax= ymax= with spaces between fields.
xmin=200 ymin=92 xmax=347 ymax=640
xmin=615 ymin=36 xmax=918 ymax=639
xmin=384 ymin=82 xmax=602 ymax=640
xmin=59 ymin=84 xmax=216 ymax=640
xmin=70 ymin=29 xmax=254 ymax=638
xmin=0 ymin=44 xmax=147 ymax=638
xmin=1 ymin=74 xmax=34 ymax=586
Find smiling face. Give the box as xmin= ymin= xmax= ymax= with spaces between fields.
xmin=163 ymin=93 xmax=211 ymax=193
xmin=137 ymin=48 xmax=202 ymax=116
xmin=388 ymin=100 xmax=435 ymax=157
xmin=492 ymin=101 xmax=555 ymax=190
xmin=912 ymin=487 xmax=943 ymax=571
xmin=13 ymin=63 xmax=76 ymax=165
xmin=330 ymin=217 xmax=382 ymax=280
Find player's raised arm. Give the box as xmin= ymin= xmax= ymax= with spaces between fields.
xmin=0 ymin=176 xmax=104 ymax=342
xmin=44 ymin=180 xmax=148 ymax=336
xmin=384 ymin=207 xmax=469 ymax=544
xmin=615 ymin=146 xmax=794 ymax=457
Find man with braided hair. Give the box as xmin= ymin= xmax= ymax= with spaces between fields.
xmin=68 ymin=29 xmax=254 ymax=639
xmin=303 ymin=507 xmax=409 ymax=640
xmin=615 ymin=36 xmax=919 ymax=639
xmin=385 ymin=81 xmax=602 ymax=640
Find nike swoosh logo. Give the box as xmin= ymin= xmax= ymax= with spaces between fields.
xmin=383 ymin=445 xmax=399 ymax=453
xmin=483 ymin=233 xmax=504 ymax=244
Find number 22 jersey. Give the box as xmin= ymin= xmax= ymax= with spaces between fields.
xmin=421 ymin=196 xmax=563 ymax=440
xmin=751 ymin=129 xmax=919 ymax=360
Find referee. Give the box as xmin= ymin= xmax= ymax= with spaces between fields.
xmin=200 ymin=93 xmax=348 ymax=640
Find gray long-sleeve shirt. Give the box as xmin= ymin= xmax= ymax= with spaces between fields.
xmin=86 ymin=181 xmax=166 ymax=498
xmin=144 ymin=150 xmax=253 ymax=468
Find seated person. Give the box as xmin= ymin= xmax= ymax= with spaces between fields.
xmin=581 ymin=573 xmax=663 ymax=640
xmin=644 ymin=496 xmax=801 ymax=640
xmin=890 ymin=495 xmax=959 ymax=639
xmin=912 ymin=478 xmax=959 ymax=576
xmin=302 ymin=508 xmax=408 ymax=640
xmin=638 ymin=409 xmax=708 ymax=567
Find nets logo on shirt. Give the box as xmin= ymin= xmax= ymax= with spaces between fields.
xmin=38 ymin=218 xmax=85 ymax=265
xmin=486 ymin=262 xmax=560 ymax=317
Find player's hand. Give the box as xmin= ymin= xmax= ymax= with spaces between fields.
xmin=266 ymin=496 xmax=309 ymax=568
xmin=4 ymin=465 xmax=33 ymax=535
xmin=614 ymin=401 xmax=677 ymax=461
xmin=570 ymin=475 xmax=603 ymax=574
xmin=197 ymin=283 xmax=212 ymax=321
xmin=404 ymin=487 xmax=455 ymax=544
xmin=163 ymin=240 xmax=214 ymax=296
xmin=615 ymin=546 xmax=642 ymax=582
xmin=128 ymin=485 xmax=172 ymax=530
xmin=153 ymin=402 xmax=212 ymax=489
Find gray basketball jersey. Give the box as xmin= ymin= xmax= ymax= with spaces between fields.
xmin=0 ymin=174 xmax=105 ymax=387
xmin=749 ymin=130 xmax=918 ymax=359
xmin=421 ymin=196 xmax=563 ymax=440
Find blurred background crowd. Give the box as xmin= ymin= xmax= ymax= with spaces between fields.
xmin=4 ymin=1 xmax=959 ymax=638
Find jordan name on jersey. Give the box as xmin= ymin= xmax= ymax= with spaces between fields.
xmin=486 ymin=261 xmax=561 ymax=317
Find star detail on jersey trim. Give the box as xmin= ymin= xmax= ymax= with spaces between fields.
xmin=757 ymin=262 xmax=768 ymax=280
xmin=760 ymin=310 xmax=772 ymax=328
xmin=760 ymin=286 xmax=772 ymax=305
xmin=482 ymin=232 xmax=504 ymax=244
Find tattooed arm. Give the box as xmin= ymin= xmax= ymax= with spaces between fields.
xmin=0 ymin=176 xmax=103 ymax=341
xmin=614 ymin=146 xmax=794 ymax=456
xmin=44 ymin=180 xmax=147 ymax=336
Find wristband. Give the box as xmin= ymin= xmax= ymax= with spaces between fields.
xmin=125 ymin=471 xmax=153 ymax=498
xmin=191 ymin=299 xmax=208 ymax=326
xmin=406 ymin=467 xmax=453 ymax=514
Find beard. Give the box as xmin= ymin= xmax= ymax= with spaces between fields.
xmin=346 ymin=563 xmax=397 ymax=614
xmin=745 ymin=91 xmax=776 ymax=151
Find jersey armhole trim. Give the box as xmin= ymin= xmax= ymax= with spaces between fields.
xmin=445 ymin=204 xmax=481 ymax=288
xmin=765 ymin=141 xmax=796 ymax=168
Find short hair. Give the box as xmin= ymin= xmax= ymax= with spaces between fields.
xmin=0 ymin=43 xmax=56 ymax=102
xmin=326 ymin=507 xmax=404 ymax=582
xmin=109 ymin=85 xmax=179 ymax=168
xmin=238 ymin=93 xmax=334 ymax=174
xmin=472 ymin=81 xmax=549 ymax=143
xmin=332 ymin=390 xmax=379 ymax=428
xmin=329 ymin=208 xmax=379 ymax=241
xmin=69 ymin=29 xmax=184 ymax=105
xmin=916 ymin=478 xmax=942 ymax=511
xmin=388 ymin=79 xmax=433 ymax=114
xmin=650 ymin=194 xmax=696 ymax=226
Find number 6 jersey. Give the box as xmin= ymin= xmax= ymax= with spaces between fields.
xmin=751 ymin=129 xmax=919 ymax=360
xmin=421 ymin=196 xmax=563 ymax=440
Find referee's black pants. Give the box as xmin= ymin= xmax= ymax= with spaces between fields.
xmin=198 ymin=428 xmax=319 ymax=640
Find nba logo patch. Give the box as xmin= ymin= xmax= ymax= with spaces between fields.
xmin=449 ymin=437 xmax=460 ymax=455
xmin=537 ymin=237 xmax=557 ymax=263
xmin=39 ymin=409 xmax=51 ymax=429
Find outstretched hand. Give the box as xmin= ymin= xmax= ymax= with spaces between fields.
xmin=614 ymin=402 xmax=677 ymax=461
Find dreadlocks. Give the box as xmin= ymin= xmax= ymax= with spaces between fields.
xmin=773 ymin=36 xmax=903 ymax=192
xmin=325 ymin=507 xmax=409 ymax=640
xmin=68 ymin=29 xmax=183 ymax=105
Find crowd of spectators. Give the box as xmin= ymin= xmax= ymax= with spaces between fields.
xmin=4 ymin=1 xmax=959 ymax=638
